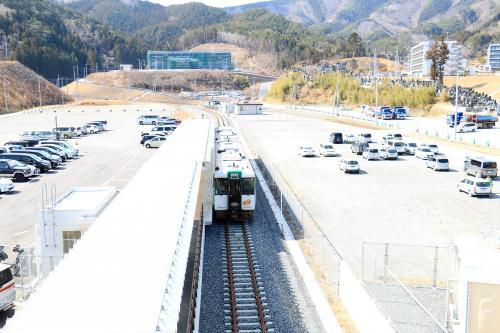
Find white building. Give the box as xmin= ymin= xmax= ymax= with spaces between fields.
xmin=487 ymin=43 xmax=500 ymax=72
xmin=410 ymin=41 xmax=433 ymax=77
xmin=410 ymin=40 xmax=467 ymax=77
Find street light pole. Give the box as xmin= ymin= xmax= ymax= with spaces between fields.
xmin=454 ymin=72 xmax=459 ymax=140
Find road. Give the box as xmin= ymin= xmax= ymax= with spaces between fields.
xmin=234 ymin=111 xmax=500 ymax=277
xmin=0 ymin=104 xmax=173 ymax=250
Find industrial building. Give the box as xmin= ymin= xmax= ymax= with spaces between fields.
xmin=486 ymin=43 xmax=500 ymax=72
xmin=147 ymin=51 xmax=233 ymax=70
xmin=410 ymin=40 xmax=467 ymax=77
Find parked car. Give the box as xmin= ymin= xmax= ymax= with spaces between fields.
xmin=339 ymin=159 xmax=360 ymax=173
xmin=0 ymin=159 xmax=37 ymax=181
xmin=387 ymin=140 xmax=406 ymax=155
xmin=137 ymin=115 xmax=159 ymax=125
xmin=140 ymin=134 xmax=165 ymax=145
xmin=362 ymin=148 xmax=380 ymax=160
xmin=92 ymin=120 xmax=108 ymax=130
xmin=382 ymin=134 xmax=394 ymax=142
xmin=318 ymin=144 xmax=337 ymax=157
xmin=20 ymin=130 xmax=54 ymax=141
xmin=329 ymin=132 xmax=343 ymax=144
xmin=76 ymin=126 xmax=87 ymax=135
xmin=456 ymin=122 xmax=477 ymax=133
xmin=53 ymin=127 xmax=76 ymax=139
xmin=40 ymin=141 xmax=78 ymax=158
xmin=426 ymin=156 xmax=449 ymax=171
xmin=0 ymin=178 xmax=14 ymax=193
xmin=393 ymin=133 xmax=403 ymax=141
xmin=379 ymin=148 xmax=398 ymax=160
xmin=29 ymin=146 xmax=67 ymax=162
xmin=157 ymin=119 xmax=177 ymax=126
xmin=421 ymin=144 xmax=439 ymax=154
xmin=415 ymin=147 xmax=435 ymax=160
xmin=4 ymin=140 xmax=30 ymax=148
xmin=84 ymin=124 xmax=99 ymax=134
xmin=144 ymin=136 xmax=167 ymax=149
xmin=343 ymin=134 xmax=357 ymax=144
xmin=0 ymin=153 xmax=51 ymax=173
xmin=11 ymin=149 xmax=61 ymax=168
xmin=86 ymin=122 xmax=105 ymax=132
xmin=351 ymin=142 xmax=368 ymax=155
xmin=298 ymin=146 xmax=316 ymax=157
xmin=403 ymin=142 xmax=418 ymax=155
xmin=463 ymin=156 xmax=497 ymax=179
xmin=457 ymin=177 xmax=492 ymax=197
xmin=149 ymin=125 xmax=176 ymax=136
xmin=357 ymin=133 xmax=372 ymax=143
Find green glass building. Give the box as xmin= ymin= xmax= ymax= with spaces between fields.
xmin=147 ymin=51 xmax=234 ymax=70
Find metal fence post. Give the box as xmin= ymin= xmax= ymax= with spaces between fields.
xmin=384 ymin=243 xmax=389 ymax=283
xmin=361 ymin=242 xmax=365 ymax=282
xmin=433 ymin=246 xmax=438 ymax=288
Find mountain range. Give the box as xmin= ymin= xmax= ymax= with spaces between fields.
xmin=227 ymin=0 xmax=499 ymax=51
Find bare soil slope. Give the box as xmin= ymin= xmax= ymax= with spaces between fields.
xmin=0 ymin=61 xmax=70 ymax=113
xmin=190 ymin=43 xmax=281 ymax=76
xmin=443 ymin=75 xmax=500 ymax=101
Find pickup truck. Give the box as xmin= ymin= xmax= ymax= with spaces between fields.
xmin=393 ymin=107 xmax=407 ymax=120
xmin=377 ymin=107 xmax=393 ymax=120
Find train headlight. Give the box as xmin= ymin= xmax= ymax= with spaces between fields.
xmin=243 ymin=199 xmax=252 ymax=206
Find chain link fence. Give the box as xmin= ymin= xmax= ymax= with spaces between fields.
xmin=362 ymin=242 xmax=452 ymax=333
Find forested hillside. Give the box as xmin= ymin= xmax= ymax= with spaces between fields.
xmin=0 ymin=0 xmax=142 ymax=79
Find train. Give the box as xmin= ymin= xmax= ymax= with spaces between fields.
xmin=213 ymin=127 xmax=256 ymax=221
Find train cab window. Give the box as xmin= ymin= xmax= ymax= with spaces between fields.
xmin=0 ymin=266 xmax=13 ymax=285
xmin=215 ymin=179 xmax=228 ymax=195
xmin=241 ymin=178 xmax=255 ymax=195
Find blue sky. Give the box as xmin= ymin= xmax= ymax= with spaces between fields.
xmin=148 ymin=0 xmax=267 ymax=7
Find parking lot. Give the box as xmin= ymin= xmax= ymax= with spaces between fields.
xmin=0 ymin=104 xmax=173 ymax=250
xmin=235 ymin=112 xmax=500 ymax=272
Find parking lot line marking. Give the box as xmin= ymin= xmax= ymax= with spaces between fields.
xmin=13 ymin=230 xmax=30 ymax=237
xmin=102 ymin=150 xmax=143 ymax=186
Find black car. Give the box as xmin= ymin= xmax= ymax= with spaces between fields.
xmin=30 ymin=146 xmax=67 ymax=162
xmin=351 ymin=142 xmax=368 ymax=155
xmin=4 ymin=140 xmax=30 ymax=147
xmin=0 ymin=159 xmax=36 ymax=181
xmin=11 ymin=149 xmax=61 ymax=168
xmin=329 ymin=132 xmax=343 ymax=144
xmin=0 ymin=153 xmax=51 ymax=173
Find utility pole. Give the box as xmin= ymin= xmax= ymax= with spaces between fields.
xmin=454 ymin=72 xmax=459 ymax=140
xmin=3 ymin=77 xmax=8 ymax=113
xmin=374 ymin=50 xmax=379 ymax=109
xmin=334 ymin=78 xmax=340 ymax=116
xmin=38 ymin=77 xmax=42 ymax=107
xmin=3 ymin=33 xmax=8 ymax=60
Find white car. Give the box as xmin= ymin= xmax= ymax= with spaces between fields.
xmin=457 ymin=177 xmax=492 ymax=197
xmin=298 ymin=146 xmax=316 ymax=157
xmin=84 ymin=124 xmax=99 ymax=134
xmin=456 ymin=122 xmax=477 ymax=133
xmin=343 ymin=134 xmax=357 ymax=144
xmin=318 ymin=144 xmax=337 ymax=157
xmin=379 ymin=148 xmax=398 ymax=160
xmin=144 ymin=136 xmax=166 ymax=148
xmin=426 ymin=156 xmax=449 ymax=171
xmin=404 ymin=142 xmax=418 ymax=155
xmin=339 ymin=159 xmax=360 ymax=173
xmin=362 ymin=148 xmax=379 ymax=160
xmin=421 ymin=144 xmax=439 ymax=154
xmin=415 ymin=147 xmax=434 ymax=160
xmin=0 ymin=178 xmax=14 ymax=194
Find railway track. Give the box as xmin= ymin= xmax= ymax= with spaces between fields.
xmin=222 ymin=222 xmax=274 ymax=333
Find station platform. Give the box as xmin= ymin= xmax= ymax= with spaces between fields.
xmin=4 ymin=119 xmax=212 ymax=333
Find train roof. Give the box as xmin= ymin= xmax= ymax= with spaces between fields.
xmin=215 ymin=156 xmax=255 ymax=178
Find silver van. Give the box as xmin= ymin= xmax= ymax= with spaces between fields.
xmin=137 ymin=115 xmax=160 ymax=125
xmin=464 ymin=156 xmax=497 ymax=179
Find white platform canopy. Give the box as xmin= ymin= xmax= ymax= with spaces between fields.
xmin=5 ymin=119 xmax=212 ymax=333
